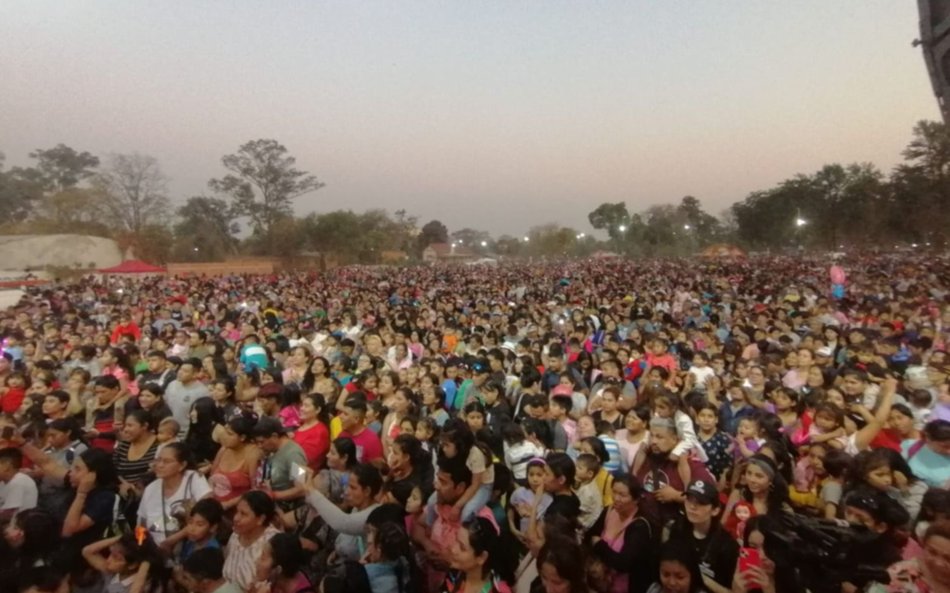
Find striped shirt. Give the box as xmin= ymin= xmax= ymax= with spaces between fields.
xmin=113 ymin=440 xmax=159 ymax=485
xmin=223 ymin=525 xmax=280 ymax=591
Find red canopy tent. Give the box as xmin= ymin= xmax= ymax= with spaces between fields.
xmin=98 ymin=260 xmax=167 ymax=274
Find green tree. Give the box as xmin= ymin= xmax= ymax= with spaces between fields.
xmin=494 ymin=234 xmax=523 ymax=257
xmin=587 ymin=202 xmax=630 ymax=240
xmin=0 ymin=154 xmax=43 ymax=223
xmin=173 ymin=196 xmax=239 ymax=261
xmin=94 ymin=153 xmax=171 ymax=233
xmin=209 ymin=139 xmax=324 ymax=238
xmin=27 ymin=144 xmax=100 ymax=192
xmin=526 ymin=224 xmax=578 ymax=257
xmin=417 ymin=219 xmax=449 ymax=253
xmin=450 ymin=228 xmax=492 ymax=248
xmin=902 ymin=120 xmax=950 ymax=181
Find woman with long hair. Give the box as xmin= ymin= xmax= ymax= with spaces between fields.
xmin=293 ymin=393 xmax=331 ymax=470
xmin=252 ymin=531 xmax=314 ymax=593
xmin=114 ymin=409 xmax=159 ymax=525
xmin=209 ymin=415 xmax=260 ymax=510
xmin=586 ymin=473 xmax=658 ymax=593
xmin=722 ymin=454 xmax=790 ymax=541
xmin=534 ymin=535 xmax=591 ymax=593
xmin=442 ymin=516 xmax=515 ymax=593
xmin=99 ymin=346 xmax=137 ymax=398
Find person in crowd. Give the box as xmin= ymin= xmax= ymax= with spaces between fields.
xmin=904 ymin=420 xmax=950 ymax=488
xmin=293 ymin=393 xmax=331 ymax=470
xmin=254 ymin=416 xmax=309 ymax=507
xmin=0 ymin=508 xmax=61 ymax=591
xmin=868 ymin=520 xmax=950 ymax=593
xmin=305 ymin=462 xmax=383 ymax=563
xmin=666 ymin=479 xmax=738 ymax=593
xmin=586 ymin=473 xmax=658 ymax=593
xmin=441 ymin=516 xmax=515 ymax=593
xmin=138 ymin=442 xmax=212 ymax=546
xmin=182 ymin=547 xmax=243 ymax=593
xmin=113 ymin=409 xmax=159 ymax=524
xmin=223 ymin=490 xmax=282 ymax=591
xmin=209 ymin=414 xmax=260 ymax=509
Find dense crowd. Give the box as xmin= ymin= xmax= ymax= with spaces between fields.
xmin=2 ymin=254 xmax=950 ymax=593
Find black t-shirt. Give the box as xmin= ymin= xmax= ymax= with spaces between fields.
xmin=63 ymin=488 xmax=117 ymax=566
xmin=545 ymin=492 xmax=580 ymax=522
xmin=669 ymin=522 xmax=738 ymax=588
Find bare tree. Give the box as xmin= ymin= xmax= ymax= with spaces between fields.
xmin=94 ymin=153 xmax=171 ymax=232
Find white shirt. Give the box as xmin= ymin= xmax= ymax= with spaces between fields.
xmin=0 ymin=472 xmax=38 ymax=512
xmin=137 ymin=470 xmax=211 ymax=543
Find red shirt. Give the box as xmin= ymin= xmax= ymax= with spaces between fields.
xmin=1 ymin=387 xmax=26 ymax=415
xmin=340 ymin=427 xmax=383 ymax=464
xmin=294 ymin=422 xmax=330 ymax=470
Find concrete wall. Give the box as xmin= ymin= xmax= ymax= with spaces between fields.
xmin=0 ymin=235 xmax=122 ymax=270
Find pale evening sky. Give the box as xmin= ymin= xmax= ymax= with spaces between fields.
xmin=0 ymin=1 xmax=939 ymax=237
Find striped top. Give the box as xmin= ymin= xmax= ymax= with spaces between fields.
xmin=223 ymin=525 xmax=280 ymax=591
xmin=113 ymin=439 xmax=159 ymax=485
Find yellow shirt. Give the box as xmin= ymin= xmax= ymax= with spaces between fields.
xmin=594 ymin=468 xmax=614 ymax=507
xmin=330 ymin=415 xmax=343 ymax=440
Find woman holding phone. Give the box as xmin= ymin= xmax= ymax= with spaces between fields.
xmin=731 ymin=516 xmax=804 ymax=593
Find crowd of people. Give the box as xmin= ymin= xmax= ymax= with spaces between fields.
xmin=1 ymin=254 xmax=950 ymax=593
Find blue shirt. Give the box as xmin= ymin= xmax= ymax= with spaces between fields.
xmin=903 ymin=441 xmax=950 ymax=488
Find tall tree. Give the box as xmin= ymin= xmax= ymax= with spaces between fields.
xmin=417 ymin=219 xmax=449 ymax=252
xmin=173 ymin=196 xmax=239 ymax=261
xmin=94 ymin=153 xmax=171 ymax=233
xmin=209 ymin=139 xmax=324 ymax=237
xmin=902 ymin=120 xmax=950 ymax=181
xmin=0 ymin=154 xmax=43 ymax=223
xmin=450 ymin=228 xmax=492 ymax=247
xmin=587 ymin=202 xmax=630 ymax=240
xmin=28 ymin=144 xmax=100 ymax=192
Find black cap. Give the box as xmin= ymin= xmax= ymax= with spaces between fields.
xmin=685 ymin=479 xmax=719 ymax=506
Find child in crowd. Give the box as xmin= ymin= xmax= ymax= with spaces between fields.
xmin=154 ymin=417 xmax=181 ymax=460
xmin=733 ymin=416 xmax=765 ymax=461
xmin=908 ymin=389 xmax=934 ymax=429
xmin=849 ymin=448 xmax=928 ymax=524
xmin=414 ymin=417 xmax=439 ymax=456
xmin=694 ymin=401 xmax=732 ymax=483
xmin=508 ymin=458 xmax=552 ymax=543
xmin=808 ymin=403 xmax=848 ymax=450
xmin=549 ymin=394 xmax=576 ymax=451
xmin=503 ymin=423 xmax=546 ymax=484
xmin=718 ymin=380 xmax=757 ymax=435
xmin=366 ymin=401 xmax=384 ymax=435
xmin=595 ymin=420 xmax=622 ymax=473
xmin=573 ymin=453 xmax=604 ymax=530
xmin=82 ymin=532 xmax=166 ymax=593
xmin=578 ymin=437 xmax=614 ymax=507
xmin=687 ymin=351 xmax=716 ymax=392
xmin=653 ymin=392 xmax=705 ymax=463
xmin=439 ymin=419 xmax=494 ymax=521
xmin=771 ymin=387 xmax=802 ymax=433
xmin=178 ymin=498 xmax=224 ymax=562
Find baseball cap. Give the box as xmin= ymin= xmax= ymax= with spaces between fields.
xmin=815 ymin=346 xmax=834 ymax=358
xmin=685 ymin=479 xmax=719 ymax=506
